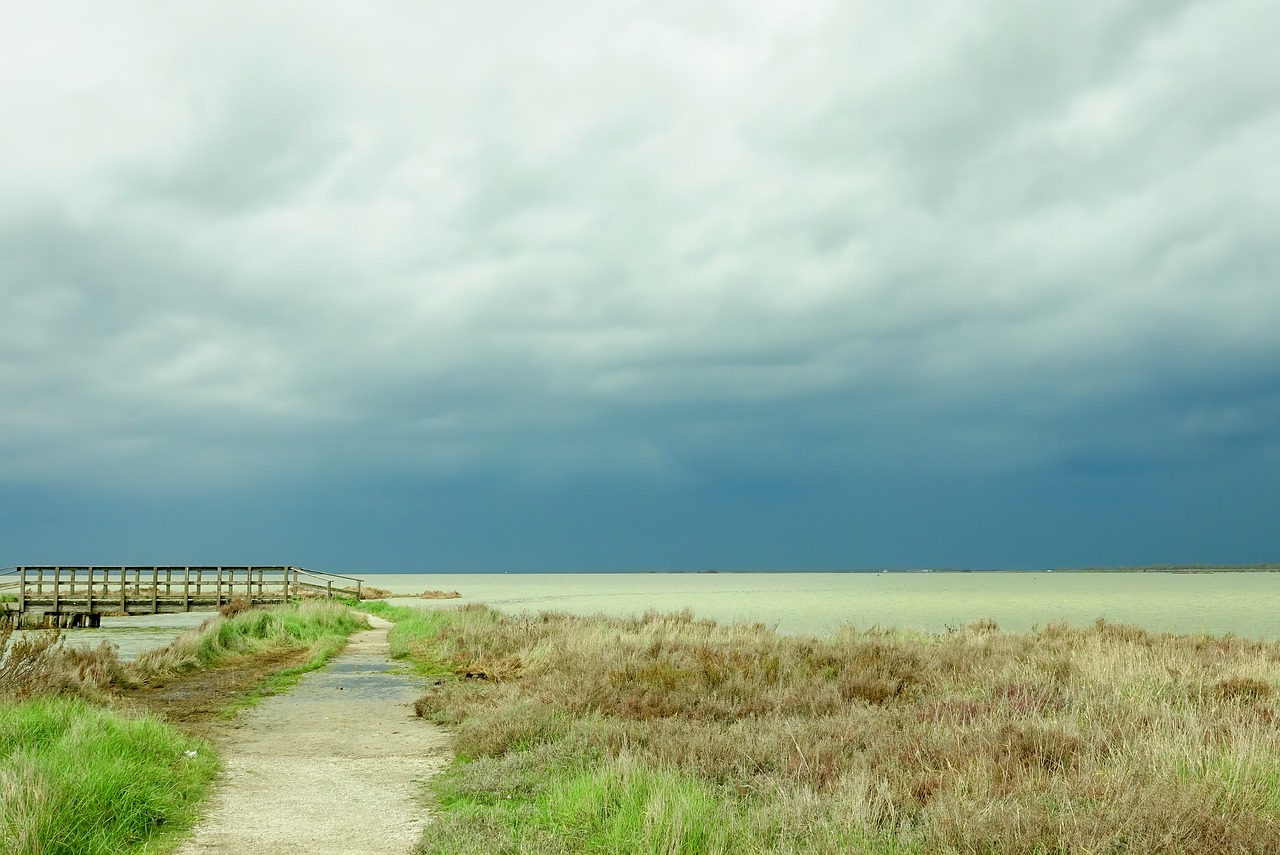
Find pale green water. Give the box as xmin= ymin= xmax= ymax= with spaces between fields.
xmin=22 ymin=571 xmax=1279 ymax=659
xmin=364 ymin=571 xmax=1280 ymax=640
xmin=8 ymin=611 xmax=211 ymax=662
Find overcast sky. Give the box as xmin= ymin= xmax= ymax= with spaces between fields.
xmin=2 ymin=1 xmax=1278 ymax=571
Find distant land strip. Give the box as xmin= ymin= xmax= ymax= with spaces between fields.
xmin=673 ymin=564 xmax=1280 ymax=574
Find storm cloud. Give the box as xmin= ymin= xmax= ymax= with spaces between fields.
xmin=2 ymin=0 xmax=1278 ymax=569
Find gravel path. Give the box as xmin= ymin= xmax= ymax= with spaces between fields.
xmin=176 ymin=615 xmax=449 ymax=855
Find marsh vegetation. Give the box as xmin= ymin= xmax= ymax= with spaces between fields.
xmin=0 ymin=601 xmax=366 ymax=855
xmin=356 ymin=585 xmax=462 ymax=601
xmin=371 ymin=603 xmax=1280 ymax=854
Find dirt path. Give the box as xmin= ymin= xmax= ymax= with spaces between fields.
xmin=175 ymin=615 xmax=450 ymax=855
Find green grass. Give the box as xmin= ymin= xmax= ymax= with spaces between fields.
xmin=129 ymin=601 xmax=371 ymax=718
xmin=134 ymin=600 xmax=367 ymax=680
xmin=0 ymin=601 xmax=371 ymax=852
xmin=360 ymin=600 xmax=418 ymax=624
xmin=362 ymin=601 xmax=468 ymax=676
xmin=376 ymin=604 xmax=1280 ymax=854
xmin=0 ymin=697 xmax=217 ymax=855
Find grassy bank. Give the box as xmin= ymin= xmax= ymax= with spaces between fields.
xmin=0 ymin=697 xmax=217 ymax=855
xmin=134 ymin=600 xmax=366 ymax=692
xmin=383 ymin=604 xmax=1280 ymax=854
xmin=1 ymin=601 xmax=367 ymax=853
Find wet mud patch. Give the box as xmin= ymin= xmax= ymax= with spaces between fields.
xmin=123 ymin=648 xmax=311 ymax=738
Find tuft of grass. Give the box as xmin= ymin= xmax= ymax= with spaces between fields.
xmin=0 ymin=696 xmax=217 ymax=855
xmin=133 ymin=600 xmax=366 ymax=680
xmin=382 ymin=606 xmax=1280 ymax=854
xmin=357 ymin=585 xmax=398 ymax=600
xmin=417 ymin=590 xmax=463 ymax=600
xmin=1 ymin=624 xmax=68 ymax=702
xmin=358 ymin=586 xmax=462 ymax=601
xmin=1 ymin=624 xmax=131 ymax=703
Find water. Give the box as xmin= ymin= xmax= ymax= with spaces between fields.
xmin=18 ymin=571 xmax=1279 ymax=658
xmin=361 ymin=571 xmax=1280 ymax=640
xmin=16 ymin=611 xmax=212 ymax=662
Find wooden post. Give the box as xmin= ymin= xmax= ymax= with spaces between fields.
xmin=357 ymin=580 xmax=363 ymax=601
xmin=52 ymin=567 xmax=60 ymax=612
xmin=184 ymin=567 xmax=191 ymax=612
xmin=165 ymin=568 xmax=172 ymax=597
xmin=257 ymin=568 xmax=264 ymax=598
xmin=327 ymin=579 xmax=333 ymax=600
xmin=216 ymin=567 xmax=223 ymax=607
xmin=86 ymin=567 xmax=94 ymax=614
xmin=17 ymin=567 xmax=25 ymax=612
xmin=151 ymin=567 xmax=158 ymax=613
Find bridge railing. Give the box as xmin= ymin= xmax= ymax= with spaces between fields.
xmin=1 ymin=566 xmax=364 ymax=614
xmin=288 ymin=566 xmax=364 ymax=600
xmin=0 ymin=567 xmax=19 ymax=608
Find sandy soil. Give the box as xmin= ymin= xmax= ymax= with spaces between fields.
xmin=173 ymin=615 xmax=450 ymax=855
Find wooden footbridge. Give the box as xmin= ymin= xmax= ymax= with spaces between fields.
xmin=0 ymin=566 xmax=364 ymax=628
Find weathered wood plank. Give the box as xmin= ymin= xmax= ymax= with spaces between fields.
xmin=8 ymin=566 xmax=360 ymax=627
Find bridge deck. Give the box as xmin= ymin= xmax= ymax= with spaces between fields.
xmin=0 ymin=566 xmax=363 ymax=628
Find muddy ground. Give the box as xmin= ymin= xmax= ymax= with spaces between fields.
xmin=125 ymin=646 xmax=312 ymax=738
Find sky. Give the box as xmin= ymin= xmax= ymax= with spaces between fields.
xmin=2 ymin=1 xmax=1278 ymax=572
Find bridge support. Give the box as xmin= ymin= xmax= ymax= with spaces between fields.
xmin=3 ymin=609 xmax=101 ymax=629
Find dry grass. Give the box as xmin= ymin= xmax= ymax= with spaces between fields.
xmin=0 ymin=623 xmax=131 ymax=703
xmin=132 ymin=600 xmax=365 ymax=679
xmin=416 ymin=589 xmax=463 ymax=599
xmin=358 ymin=586 xmax=461 ymax=600
xmin=219 ymin=594 xmax=256 ymax=618
xmin=398 ymin=607 xmax=1280 ymax=854
xmin=2 ymin=601 xmax=364 ymax=704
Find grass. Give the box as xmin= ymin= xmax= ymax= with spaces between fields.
xmin=381 ymin=604 xmax=1280 ymax=854
xmin=0 ymin=696 xmax=218 ymax=855
xmin=130 ymin=600 xmax=369 ymax=717
xmin=1 ymin=599 xmax=367 ymax=704
xmin=133 ymin=600 xmax=366 ymax=679
xmin=1 ymin=600 xmax=368 ymax=852
xmin=358 ymin=586 xmax=461 ymax=601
